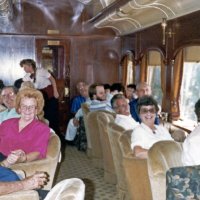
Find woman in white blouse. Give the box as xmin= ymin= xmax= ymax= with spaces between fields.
xmin=131 ymin=96 xmax=173 ymax=158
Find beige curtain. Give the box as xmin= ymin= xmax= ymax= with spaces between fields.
xmin=170 ymin=49 xmax=184 ymax=120
xmin=121 ymin=55 xmax=128 ymax=86
xmin=121 ymin=52 xmax=135 ymax=86
xmin=140 ymin=54 xmax=148 ymax=82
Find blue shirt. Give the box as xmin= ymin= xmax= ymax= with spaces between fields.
xmin=129 ymin=98 xmax=159 ymax=124
xmin=70 ymin=95 xmax=86 ymax=114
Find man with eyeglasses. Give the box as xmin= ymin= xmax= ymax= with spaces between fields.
xmin=0 ymin=86 xmax=20 ymax=124
xmin=111 ymin=94 xmax=139 ymax=130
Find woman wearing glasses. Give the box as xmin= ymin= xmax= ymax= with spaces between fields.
xmin=131 ymin=95 xmax=173 ymax=158
xmin=0 ymin=88 xmax=50 ymax=167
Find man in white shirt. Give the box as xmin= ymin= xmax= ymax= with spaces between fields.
xmin=111 ymin=94 xmax=139 ymax=130
xmin=182 ymin=99 xmax=200 ymax=166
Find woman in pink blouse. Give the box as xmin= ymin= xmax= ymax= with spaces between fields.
xmin=0 ymin=88 xmax=50 ymax=167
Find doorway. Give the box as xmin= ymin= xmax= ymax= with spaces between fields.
xmin=36 ymin=38 xmax=71 ymax=134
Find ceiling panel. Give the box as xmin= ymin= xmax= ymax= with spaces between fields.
xmin=93 ymin=0 xmax=200 ymax=35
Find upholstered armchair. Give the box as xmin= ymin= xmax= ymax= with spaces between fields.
xmin=10 ymin=132 xmax=61 ymax=190
xmin=0 ymin=190 xmax=39 ymax=200
xmin=86 ymin=110 xmax=104 ymax=168
xmin=107 ymin=122 xmax=129 ymax=200
xmin=87 ymin=110 xmax=115 ymax=168
xmin=163 ymin=122 xmax=187 ymax=142
xmin=81 ymin=103 xmax=92 ymax=157
xmin=166 ymin=164 xmax=200 ymax=200
xmin=97 ymin=112 xmax=117 ymax=184
xmin=119 ymin=130 xmax=152 ymax=200
xmin=44 ymin=178 xmax=85 ymax=200
xmin=147 ymin=140 xmax=183 ymax=200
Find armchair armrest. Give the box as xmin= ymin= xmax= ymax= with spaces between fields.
xmin=0 ymin=190 xmax=39 ymax=200
xmin=10 ymin=133 xmax=61 ymax=190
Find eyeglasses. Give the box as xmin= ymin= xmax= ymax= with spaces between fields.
xmin=20 ymin=104 xmax=36 ymax=111
xmin=140 ymin=108 xmax=156 ymax=114
xmin=1 ymin=92 xmax=15 ymax=99
xmin=113 ymin=104 xmax=128 ymax=110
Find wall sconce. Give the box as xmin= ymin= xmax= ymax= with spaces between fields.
xmin=161 ymin=18 xmax=175 ymax=45
xmin=161 ymin=18 xmax=167 ymax=45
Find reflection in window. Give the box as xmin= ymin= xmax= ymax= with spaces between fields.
xmin=180 ymin=62 xmax=200 ymax=122
xmin=147 ymin=65 xmax=163 ymax=106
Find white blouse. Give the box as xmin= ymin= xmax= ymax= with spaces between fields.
xmin=23 ymin=68 xmax=51 ymax=89
xmin=131 ymin=123 xmax=173 ymax=150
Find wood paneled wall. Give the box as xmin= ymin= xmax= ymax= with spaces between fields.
xmin=0 ymin=0 xmax=121 ymax=98
xmin=121 ymin=10 xmax=200 ymax=112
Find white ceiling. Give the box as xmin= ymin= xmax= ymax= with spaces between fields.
xmin=81 ymin=0 xmax=200 ymax=35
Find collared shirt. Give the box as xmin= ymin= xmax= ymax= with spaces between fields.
xmin=89 ymin=100 xmax=113 ymax=112
xmin=23 ymin=68 xmax=51 ymax=89
xmin=70 ymin=95 xmax=86 ymax=114
xmin=0 ymin=108 xmax=20 ymax=124
xmin=182 ymin=125 xmax=200 ymax=166
xmin=0 ymin=118 xmax=50 ymax=159
xmin=131 ymin=123 xmax=173 ymax=150
xmin=115 ymin=114 xmax=139 ymax=130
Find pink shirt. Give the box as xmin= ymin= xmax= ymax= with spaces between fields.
xmin=0 ymin=118 xmax=50 ymax=159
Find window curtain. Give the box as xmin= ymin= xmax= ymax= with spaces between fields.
xmin=140 ymin=53 xmax=148 ymax=82
xmin=121 ymin=52 xmax=135 ymax=86
xmin=170 ymin=49 xmax=184 ymax=120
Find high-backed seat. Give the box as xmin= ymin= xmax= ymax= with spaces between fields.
xmin=81 ymin=103 xmax=92 ymax=157
xmin=97 ymin=112 xmax=117 ymax=184
xmin=44 ymin=178 xmax=85 ymax=200
xmin=147 ymin=140 xmax=183 ymax=200
xmin=107 ymin=122 xmax=129 ymax=200
xmin=87 ymin=110 xmax=115 ymax=168
xmin=119 ymin=130 xmax=152 ymax=200
xmin=11 ymin=132 xmax=61 ymax=190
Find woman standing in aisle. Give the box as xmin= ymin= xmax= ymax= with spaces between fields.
xmin=20 ymin=59 xmax=60 ymax=134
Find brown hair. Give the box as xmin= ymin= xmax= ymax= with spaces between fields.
xmin=20 ymin=59 xmax=36 ymax=70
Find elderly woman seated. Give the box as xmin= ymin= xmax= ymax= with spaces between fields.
xmin=131 ymin=95 xmax=173 ymax=158
xmin=0 ymin=88 xmax=50 ymax=167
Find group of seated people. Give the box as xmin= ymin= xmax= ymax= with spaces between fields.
xmin=67 ymin=80 xmax=200 ymax=167
xmin=0 ymin=86 xmax=50 ymax=197
xmin=0 ymin=58 xmax=60 ymax=198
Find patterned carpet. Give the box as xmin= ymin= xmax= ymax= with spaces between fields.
xmin=54 ymin=145 xmax=119 ymax=200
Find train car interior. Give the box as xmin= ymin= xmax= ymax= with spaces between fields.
xmin=0 ymin=0 xmax=200 ymax=199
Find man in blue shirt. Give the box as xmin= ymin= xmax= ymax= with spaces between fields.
xmin=70 ymin=81 xmax=87 ymax=115
xmin=130 ymin=82 xmax=159 ymax=124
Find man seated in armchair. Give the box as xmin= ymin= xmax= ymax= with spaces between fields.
xmin=166 ymin=99 xmax=200 ymax=199
xmin=0 ymin=166 xmax=48 ymax=197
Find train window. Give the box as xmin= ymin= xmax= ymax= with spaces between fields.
xmin=147 ymin=51 xmax=163 ymax=106
xmin=180 ymin=46 xmax=200 ymax=122
xmin=121 ymin=51 xmax=135 ymax=85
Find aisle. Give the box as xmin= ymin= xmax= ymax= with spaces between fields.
xmin=54 ymin=145 xmax=119 ymax=200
